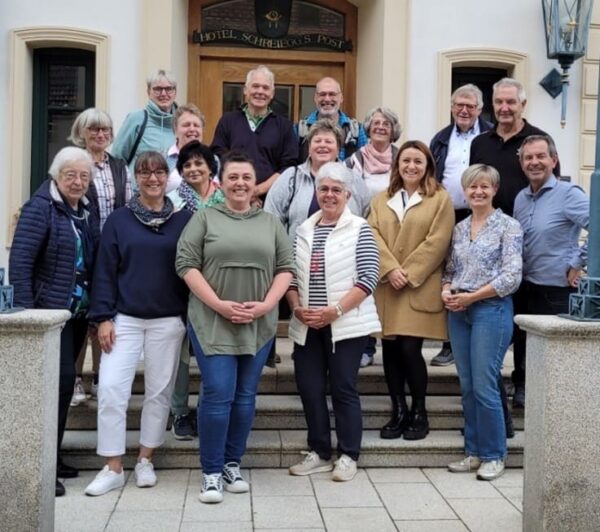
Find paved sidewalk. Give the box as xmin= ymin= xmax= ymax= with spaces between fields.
xmin=55 ymin=467 xmax=523 ymax=531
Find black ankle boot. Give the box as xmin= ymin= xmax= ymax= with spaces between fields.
xmin=380 ymin=396 xmax=410 ymax=439
xmin=404 ymin=398 xmax=429 ymax=440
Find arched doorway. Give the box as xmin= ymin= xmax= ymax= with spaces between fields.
xmin=188 ymin=0 xmax=357 ymax=143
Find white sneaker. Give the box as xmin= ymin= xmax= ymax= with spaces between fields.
xmin=199 ymin=473 xmax=224 ymax=503
xmin=477 ymin=459 xmax=505 ymax=481
xmin=289 ymin=451 xmax=333 ymax=476
xmin=134 ymin=458 xmax=157 ymax=488
xmin=332 ymin=454 xmax=357 ymax=482
xmin=448 ymin=455 xmax=481 ymax=473
xmin=70 ymin=377 xmax=87 ymax=406
xmin=222 ymin=462 xmax=249 ymax=493
xmin=85 ymin=466 xmax=125 ymax=496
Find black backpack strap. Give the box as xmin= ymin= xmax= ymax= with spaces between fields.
xmin=126 ymin=110 xmax=149 ymax=165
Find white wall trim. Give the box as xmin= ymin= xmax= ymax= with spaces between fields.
xmin=6 ymin=26 xmax=110 ymax=246
xmin=437 ymin=47 xmax=529 ymax=129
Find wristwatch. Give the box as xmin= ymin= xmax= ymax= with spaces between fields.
xmin=335 ymin=303 xmax=344 ymax=317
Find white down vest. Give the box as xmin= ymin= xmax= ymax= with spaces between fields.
xmin=288 ymin=207 xmax=382 ymax=346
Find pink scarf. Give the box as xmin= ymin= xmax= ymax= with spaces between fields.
xmin=361 ymin=143 xmax=393 ymax=174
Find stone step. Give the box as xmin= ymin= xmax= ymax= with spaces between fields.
xmin=67 ymin=394 xmax=524 ymax=431
xmin=77 ymin=338 xmax=516 ymax=396
xmin=61 ymin=429 xmax=524 ymax=470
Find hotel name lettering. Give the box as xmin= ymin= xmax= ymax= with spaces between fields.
xmin=192 ymin=29 xmax=352 ymax=52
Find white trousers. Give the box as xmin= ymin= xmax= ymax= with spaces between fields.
xmin=97 ymin=313 xmax=185 ymax=456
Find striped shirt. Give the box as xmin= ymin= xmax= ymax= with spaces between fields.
xmin=291 ymin=223 xmax=380 ymax=307
xmin=93 ymin=154 xmax=132 ymax=230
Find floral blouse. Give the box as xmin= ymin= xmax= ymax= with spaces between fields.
xmin=442 ymin=209 xmax=523 ymax=298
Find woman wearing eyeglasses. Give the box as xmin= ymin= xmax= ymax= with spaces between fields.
xmin=85 ymin=152 xmax=191 ymax=496
xmin=68 ymin=108 xmax=133 ymax=406
xmin=112 ymin=69 xmax=178 ymax=171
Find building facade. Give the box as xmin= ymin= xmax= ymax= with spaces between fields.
xmin=1 ymin=0 xmax=598 ymax=266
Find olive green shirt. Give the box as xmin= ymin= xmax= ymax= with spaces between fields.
xmin=176 ymin=204 xmax=294 ymax=355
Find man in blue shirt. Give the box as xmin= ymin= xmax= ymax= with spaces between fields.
xmin=512 ymin=135 xmax=589 ymax=408
xmin=295 ymin=77 xmax=367 ymax=161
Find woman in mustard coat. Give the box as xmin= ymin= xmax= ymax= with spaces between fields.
xmin=368 ymin=140 xmax=454 ymax=441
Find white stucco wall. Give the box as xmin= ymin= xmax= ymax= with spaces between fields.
xmin=405 ymin=0 xmax=582 ymax=179
xmin=0 ymin=0 xmax=142 ymax=265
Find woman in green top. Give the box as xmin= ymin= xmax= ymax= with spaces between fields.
xmin=168 ymin=140 xmax=224 ymax=212
xmin=176 ymin=152 xmax=294 ymax=504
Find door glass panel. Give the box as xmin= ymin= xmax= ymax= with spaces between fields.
xmin=222 ymin=83 xmax=294 ymax=121
xmin=299 ymin=86 xmax=316 ymax=120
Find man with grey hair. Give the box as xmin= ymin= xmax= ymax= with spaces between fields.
xmin=470 ymin=77 xmax=556 ymax=409
xmin=211 ymin=64 xmax=298 ymax=199
xmin=470 ymin=77 xmax=554 ymax=218
xmin=295 ymin=76 xmax=367 ymax=161
xmin=112 ymin=69 xmax=178 ymax=171
xmin=428 ymin=84 xmax=493 ymax=367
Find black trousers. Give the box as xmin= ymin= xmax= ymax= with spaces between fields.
xmin=512 ymin=281 xmax=573 ymax=386
xmin=382 ymin=336 xmax=426 ymax=400
xmin=293 ymin=327 xmax=367 ymax=461
xmin=58 ymin=316 xmax=89 ymax=453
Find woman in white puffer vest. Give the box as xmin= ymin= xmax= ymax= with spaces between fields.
xmin=286 ymin=162 xmax=381 ymax=482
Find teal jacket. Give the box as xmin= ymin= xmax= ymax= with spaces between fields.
xmin=111 ymin=100 xmax=176 ymax=171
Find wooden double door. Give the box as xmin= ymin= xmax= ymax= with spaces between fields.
xmin=189 ymin=50 xmax=348 ymax=144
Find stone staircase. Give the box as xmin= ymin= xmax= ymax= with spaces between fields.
xmin=62 ymin=337 xmax=524 ymax=469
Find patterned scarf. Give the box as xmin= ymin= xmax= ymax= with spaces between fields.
xmin=128 ymin=192 xmax=174 ymax=231
xmin=361 ymin=143 xmax=393 ymax=174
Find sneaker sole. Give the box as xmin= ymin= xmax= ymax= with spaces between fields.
xmin=198 ymin=492 xmax=224 ymax=503
xmin=477 ymin=469 xmax=505 ymax=481
xmin=289 ymin=464 xmax=334 ymax=476
xmin=224 ymin=482 xmax=249 ymax=493
xmin=430 ymin=359 xmax=455 ymax=367
xmin=171 ymin=426 xmax=195 ymax=441
xmin=85 ymin=481 xmax=124 ymax=496
xmin=332 ymin=471 xmax=357 ymax=482
xmin=135 ymin=478 xmax=157 ymax=488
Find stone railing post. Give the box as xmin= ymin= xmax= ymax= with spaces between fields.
xmin=0 ymin=309 xmax=71 ymax=532
xmin=515 ymin=315 xmax=600 ymax=532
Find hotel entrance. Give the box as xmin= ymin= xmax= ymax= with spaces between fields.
xmin=187 ymin=0 xmax=357 ymax=142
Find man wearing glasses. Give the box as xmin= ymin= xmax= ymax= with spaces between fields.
xmin=112 ymin=69 xmax=178 ymax=171
xmin=296 ymin=77 xmax=367 ymax=161
xmin=429 ymin=84 xmax=492 ymax=367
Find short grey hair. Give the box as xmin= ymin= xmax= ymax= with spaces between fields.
xmin=48 ymin=147 xmax=94 ymax=180
xmin=245 ymin=65 xmax=274 ymax=88
xmin=306 ymin=119 xmax=344 ymax=152
xmin=146 ymin=69 xmax=177 ymax=89
xmin=451 ymin=84 xmax=484 ymax=110
xmin=461 ymin=163 xmax=500 ymax=190
xmin=68 ymin=108 xmax=113 ymax=148
xmin=172 ymin=104 xmax=206 ymax=132
xmin=363 ymin=106 xmax=402 ymax=142
xmin=315 ymin=162 xmax=353 ymax=190
xmin=493 ymin=77 xmax=526 ymax=103
xmin=518 ymin=135 xmax=558 ymax=161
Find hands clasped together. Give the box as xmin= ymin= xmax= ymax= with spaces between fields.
xmin=387 ymin=267 xmax=409 ymax=290
xmin=293 ymin=305 xmax=339 ymax=330
xmin=217 ymin=300 xmax=272 ymax=324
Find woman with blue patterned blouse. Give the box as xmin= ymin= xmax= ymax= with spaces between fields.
xmin=442 ymin=164 xmax=523 ymax=481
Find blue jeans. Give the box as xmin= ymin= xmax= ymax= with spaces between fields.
xmin=448 ymin=297 xmax=513 ymax=461
xmin=188 ymin=325 xmax=272 ymax=474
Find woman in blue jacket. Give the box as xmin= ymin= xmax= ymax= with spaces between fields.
xmin=9 ymin=147 xmax=100 ymax=497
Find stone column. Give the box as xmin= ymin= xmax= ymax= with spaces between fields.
xmin=0 ymin=309 xmax=71 ymax=532
xmin=515 ymin=315 xmax=600 ymax=532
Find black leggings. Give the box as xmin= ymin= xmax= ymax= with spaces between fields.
xmin=382 ymin=336 xmax=427 ymax=400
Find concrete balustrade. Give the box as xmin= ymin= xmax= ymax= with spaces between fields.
xmin=0 ymin=309 xmax=71 ymax=532
xmin=516 ymin=315 xmax=600 ymax=532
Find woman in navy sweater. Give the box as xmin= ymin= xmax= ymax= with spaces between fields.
xmin=85 ymin=151 xmax=191 ymax=496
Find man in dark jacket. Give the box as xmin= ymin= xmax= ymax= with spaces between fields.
xmin=469 ymin=77 xmax=556 ymax=409
xmin=211 ymin=65 xmax=298 ymax=202
xmin=429 ymin=84 xmax=492 ymax=367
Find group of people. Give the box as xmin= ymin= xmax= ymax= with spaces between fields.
xmin=8 ymin=66 xmax=589 ymax=502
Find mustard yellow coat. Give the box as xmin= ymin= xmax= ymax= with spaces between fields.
xmin=367 ymin=188 xmax=455 ymax=340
